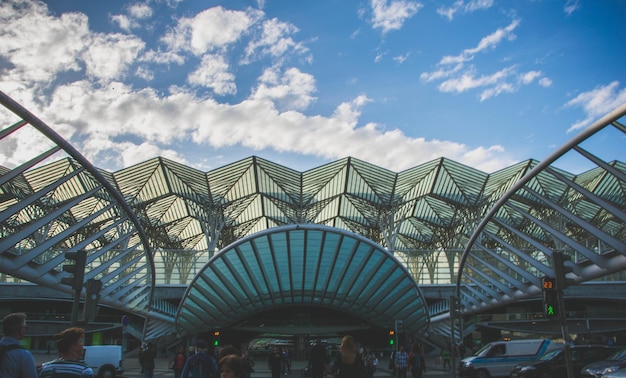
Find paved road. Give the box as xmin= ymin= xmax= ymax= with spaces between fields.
xmin=33 ymin=352 xmax=455 ymax=378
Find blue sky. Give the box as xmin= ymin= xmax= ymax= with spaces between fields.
xmin=0 ymin=0 xmax=624 ymax=174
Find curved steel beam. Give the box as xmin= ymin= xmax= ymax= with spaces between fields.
xmin=0 ymin=91 xmax=158 ymax=319
xmin=456 ymin=102 xmax=626 ymax=314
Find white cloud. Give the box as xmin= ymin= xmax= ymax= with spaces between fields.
xmin=162 ymin=6 xmax=260 ymax=55
xmin=393 ymin=53 xmax=410 ymax=64
xmin=129 ymin=3 xmax=153 ymax=19
xmin=539 ymin=77 xmax=552 ymax=87
xmin=565 ymin=81 xmax=626 ymax=132
xmin=111 ymin=3 xmax=153 ymax=31
xmin=243 ymin=18 xmax=308 ymax=64
xmin=439 ymin=66 xmax=514 ymax=94
xmin=111 ymin=15 xmax=132 ymax=31
xmin=374 ymin=51 xmax=387 ymax=63
xmin=0 ymin=1 xmax=88 ymax=83
xmin=467 ymin=19 xmax=519 ymax=55
xmin=564 ymin=0 xmax=581 ymax=16
xmin=428 ymin=19 xmax=519 ymax=70
xmin=370 ymin=0 xmax=423 ymax=33
xmin=83 ymin=33 xmax=145 ymax=83
xmin=420 ymin=20 xmax=552 ymax=101
xmin=188 ymin=54 xmax=237 ymax=95
xmin=437 ymin=0 xmax=493 ymax=21
xmin=119 ymin=141 xmax=187 ymax=168
xmin=252 ymin=67 xmax=317 ymax=111
xmin=519 ymin=71 xmax=542 ymax=85
xmin=0 ymin=0 xmax=515 ymax=175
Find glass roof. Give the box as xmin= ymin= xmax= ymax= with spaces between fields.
xmin=176 ymin=224 xmax=429 ymax=334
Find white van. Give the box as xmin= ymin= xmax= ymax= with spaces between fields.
xmin=82 ymin=345 xmax=124 ymax=378
xmin=459 ymin=339 xmax=561 ymax=378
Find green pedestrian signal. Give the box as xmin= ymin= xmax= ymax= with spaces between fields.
xmin=214 ymin=331 xmax=220 ymax=346
xmin=541 ymin=276 xmax=559 ymax=319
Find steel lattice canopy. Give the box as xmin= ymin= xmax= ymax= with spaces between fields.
xmin=176 ymin=223 xmax=429 ymax=334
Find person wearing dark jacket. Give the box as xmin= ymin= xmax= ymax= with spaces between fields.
xmin=0 ymin=312 xmax=38 ymax=378
xmin=140 ymin=342 xmax=158 ymax=378
xmin=332 ymin=335 xmax=366 ymax=378
xmin=268 ymin=346 xmax=283 ymax=378
xmin=181 ymin=340 xmax=218 ymax=378
xmin=173 ymin=345 xmax=187 ymax=378
xmin=309 ymin=339 xmax=328 ymax=378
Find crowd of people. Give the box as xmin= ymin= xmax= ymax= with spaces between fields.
xmin=0 ymin=312 xmax=433 ymax=378
xmin=141 ymin=339 xmax=256 ymax=378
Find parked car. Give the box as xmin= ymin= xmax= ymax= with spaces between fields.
xmin=581 ymin=348 xmax=626 ymax=378
xmin=510 ymin=345 xmax=618 ymax=378
xmin=603 ymin=370 xmax=626 ymax=378
xmin=82 ymin=345 xmax=124 ymax=378
xmin=459 ymin=339 xmax=562 ymax=378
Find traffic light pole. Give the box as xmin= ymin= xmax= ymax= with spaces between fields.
xmin=553 ymin=251 xmax=574 ymax=378
xmin=69 ymin=281 xmax=81 ymax=325
xmin=558 ymin=287 xmax=574 ymax=378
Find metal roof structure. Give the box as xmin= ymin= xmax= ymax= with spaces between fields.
xmin=457 ymin=104 xmax=626 ymax=316
xmin=1 ymin=89 xmax=625 ymax=342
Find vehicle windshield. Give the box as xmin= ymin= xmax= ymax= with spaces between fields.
xmin=473 ymin=343 xmax=493 ymax=356
xmin=608 ymin=349 xmax=626 ymax=361
xmin=538 ymin=349 xmax=562 ymax=361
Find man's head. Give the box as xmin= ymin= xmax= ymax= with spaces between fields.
xmin=196 ymin=339 xmax=208 ymax=352
xmin=2 ymin=312 xmax=28 ymax=339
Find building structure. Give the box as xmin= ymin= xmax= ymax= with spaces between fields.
xmin=0 ymin=90 xmax=625 ymax=351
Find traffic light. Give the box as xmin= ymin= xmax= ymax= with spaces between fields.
xmin=388 ymin=330 xmax=395 ymax=345
xmin=213 ymin=331 xmax=220 ymax=347
xmin=61 ymin=250 xmax=87 ymax=291
xmin=553 ymin=252 xmax=574 ymax=291
xmin=83 ymin=278 xmax=102 ymax=322
xmin=542 ymin=276 xmax=559 ymax=319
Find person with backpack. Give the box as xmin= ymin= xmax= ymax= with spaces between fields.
xmin=181 ymin=340 xmax=218 ymax=378
xmin=39 ymin=327 xmax=94 ymax=377
xmin=0 ymin=312 xmax=37 ymax=378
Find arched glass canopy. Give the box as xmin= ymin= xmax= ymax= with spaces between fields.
xmin=176 ymin=224 xmax=430 ymax=335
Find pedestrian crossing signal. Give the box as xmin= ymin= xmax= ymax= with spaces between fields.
xmin=214 ymin=331 xmax=220 ymax=346
xmin=541 ymin=276 xmax=559 ymax=319
xmin=388 ymin=330 xmax=395 ymax=345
